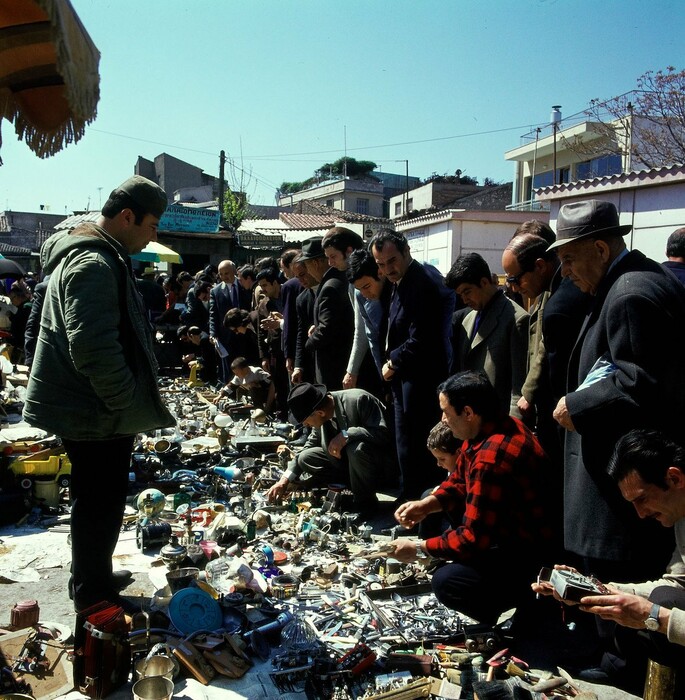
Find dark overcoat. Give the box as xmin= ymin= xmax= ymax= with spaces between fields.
xmin=564 ymin=250 xmax=685 ymax=570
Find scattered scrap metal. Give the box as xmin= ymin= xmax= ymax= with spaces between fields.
xmin=1 ymin=376 xmax=593 ymax=699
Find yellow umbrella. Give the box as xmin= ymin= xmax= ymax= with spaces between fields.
xmin=0 ymin=0 xmax=100 ymax=159
xmin=131 ymin=241 xmax=183 ymax=264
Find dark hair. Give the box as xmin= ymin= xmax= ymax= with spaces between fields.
xmin=231 ymin=356 xmax=250 ymax=371
xmin=177 ymin=325 xmax=189 ymax=339
xmin=101 ymin=192 xmax=146 ymax=224
xmin=369 ymin=228 xmax=409 ymax=255
xmin=438 ymin=370 xmax=501 ymax=423
xmin=177 ymin=271 xmax=193 ymax=283
xmin=426 ymin=422 xmax=461 ymax=454
xmin=256 ymin=257 xmax=279 ymax=273
xmin=256 ymin=267 xmax=280 ymax=285
xmin=280 ymin=249 xmax=300 ymax=268
xmin=346 ymin=248 xmax=381 ymax=283
xmin=164 ymin=275 xmax=182 ymax=294
xmin=445 ymin=253 xmax=492 ymax=290
xmin=239 ymin=265 xmax=256 ymax=282
xmin=666 ymin=227 xmax=685 ymax=258
xmin=323 ymin=227 xmax=364 ymax=254
xmin=188 ymin=326 xmax=201 ymax=336
xmin=608 ymin=428 xmax=685 ymax=489
xmin=224 ymin=307 xmax=251 ymax=329
xmin=512 ymin=220 xmax=556 ymax=247
xmin=506 ymin=233 xmax=557 ymax=269
xmin=196 ymin=281 xmax=212 ymax=295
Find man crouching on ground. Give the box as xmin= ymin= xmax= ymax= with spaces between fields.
xmin=391 ymin=370 xmax=556 ymax=625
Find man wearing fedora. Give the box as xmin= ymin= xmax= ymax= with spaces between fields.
xmin=298 ymin=236 xmax=354 ymax=390
xmin=550 ymin=199 xmax=685 ymax=614
xmin=24 ymin=176 xmax=175 ymax=613
xmin=266 ymin=382 xmax=392 ymax=516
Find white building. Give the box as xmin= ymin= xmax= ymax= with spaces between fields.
xmin=534 ymin=163 xmax=685 ymax=261
xmin=394 ymin=209 xmax=544 ymax=276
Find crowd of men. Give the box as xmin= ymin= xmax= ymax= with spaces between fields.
xmin=171 ymin=204 xmax=685 ymax=693
xmin=19 ymin=174 xmax=685 ymax=694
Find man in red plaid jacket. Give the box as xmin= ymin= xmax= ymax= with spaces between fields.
xmin=391 ymin=370 xmax=556 ymax=624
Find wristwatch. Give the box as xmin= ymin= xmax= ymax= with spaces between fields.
xmin=644 ymin=603 xmax=661 ymax=631
xmin=415 ymin=541 xmax=428 ymax=559
xmin=341 ymin=429 xmax=349 ymax=440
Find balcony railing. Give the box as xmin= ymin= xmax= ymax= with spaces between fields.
xmin=505 ymin=199 xmax=550 ymax=212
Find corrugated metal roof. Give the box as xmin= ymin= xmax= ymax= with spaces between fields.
xmin=55 ymin=212 xmax=99 ymax=230
xmin=0 ymin=242 xmax=33 ymax=255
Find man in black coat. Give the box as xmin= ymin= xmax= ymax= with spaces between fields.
xmin=292 ymin=258 xmax=317 ymax=385
xmin=550 ymin=200 xmax=685 ymax=586
xmin=299 ymin=236 xmax=353 ymax=391
xmin=372 ymin=229 xmax=450 ymax=500
xmin=180 ymin=280 xmax=211 ymax=332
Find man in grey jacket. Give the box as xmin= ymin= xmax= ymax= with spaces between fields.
xmin=266 ymin=382 xmax=392 ymax=516
xmin=24 ymin=176 xmax=174 ymax=612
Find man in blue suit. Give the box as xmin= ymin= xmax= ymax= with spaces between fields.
xmin=209 ymin=259 xmax=249 ymax=383
xmin=371 ymin=229 xmax=451 ymax=500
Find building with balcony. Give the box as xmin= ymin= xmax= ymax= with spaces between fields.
xmin=505 ymin=119 xmax=631 ymax=211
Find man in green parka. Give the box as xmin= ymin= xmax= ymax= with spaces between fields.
xmin=24 ymin=176 xmax=175 ymax=612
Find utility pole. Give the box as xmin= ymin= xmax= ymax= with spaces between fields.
xmin=551 ymin=106 xmax=562 ymax=186
xmin=218 ymin=150 xmax=226 ymax=214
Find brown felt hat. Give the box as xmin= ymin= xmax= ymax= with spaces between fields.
xmin=547 ymin=200 xmax=632 ymax=251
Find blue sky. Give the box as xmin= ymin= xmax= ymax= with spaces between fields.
xmin=2 ymin=0 xmax=684 ymax=214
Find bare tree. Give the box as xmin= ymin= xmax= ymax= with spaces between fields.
xmin=561 ymin=67 xmax=685 ymax=171
xmin=222 ymin=146 xmax=256 ymax=231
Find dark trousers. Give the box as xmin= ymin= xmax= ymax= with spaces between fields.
xmin=296 ymin=441 xmax=384 ymax=509
xmin=431 ymin=550 xmax=541 ymax=626
xmin=392 ymin=378 xmax=443 ymax=500
xmin=63 ymin=435 xmax=134 ymax=609
xmin=613 ymin=585 xmax=685 ymax=696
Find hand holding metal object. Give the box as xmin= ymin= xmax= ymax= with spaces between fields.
xmin=354 ymin=542 xmax=396 ymax=558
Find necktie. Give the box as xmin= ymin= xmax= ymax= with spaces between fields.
xmin=471 ymin=312 xmax=482 ymax=341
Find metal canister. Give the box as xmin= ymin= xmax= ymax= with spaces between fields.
xmin=10 ymin=600 xmax=39 ymax=628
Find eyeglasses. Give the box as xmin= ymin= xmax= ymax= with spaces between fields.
xmin=505 ymin=270 xmax=528 ymax=286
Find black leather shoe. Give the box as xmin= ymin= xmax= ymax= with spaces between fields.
xmin=68 ymin=570 xmax=134 ymax=601
xmin=111 ymin=569 xmax=133 ymax=590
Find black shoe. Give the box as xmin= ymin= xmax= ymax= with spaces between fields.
xmin=576 ymin=667 xmax=611 ymax=684
xmin=68 ymin=570 xmax=134 ymax=601
xmin=111 ymin=569 xmax=134 ymax=590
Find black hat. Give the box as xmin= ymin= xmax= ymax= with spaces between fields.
xmin=547 ymin=200 xmax=632 ymax=251
xmin=288 ymin=382 xmax=328 ymax=423
xmin=110 ymin=175 xmax=168 ymax=219
xmin=297 ymin=236 xmax=325 ymax=261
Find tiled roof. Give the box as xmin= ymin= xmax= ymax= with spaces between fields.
xmin=294 ymin=199 xmax=390 ymax=223
xmin=535 ymin=163 xmax=685 ymax=199
xmin=279 ymin=213 xmax=339 ymax=229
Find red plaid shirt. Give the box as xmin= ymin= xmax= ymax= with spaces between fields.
xmin=425 ymin=416 xmax=554 ymax=561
